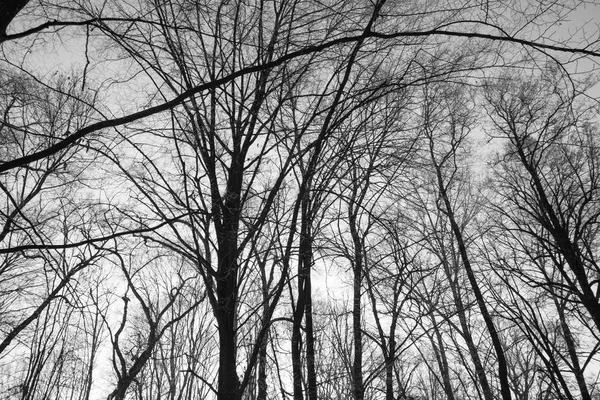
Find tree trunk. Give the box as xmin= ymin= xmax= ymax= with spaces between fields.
xmin=292 ymin=195 xmax=317 ymax=400
xmin=257 ymin=297 xmax=269 ymax=400
xmin=215 ymin=164 xmax=243 ymax=400
xmin=443 ymin=256 xmax=494 ymax=400
xmin=430 ymin=314 xmax=456 ymax=400
xmin=555 ymin=296 xmax=591 ymax=400
xmin=433 ymin=164 xmax=511 ymax=400
xmin=349 ymin=210 xmax=364 ymax=400
xmin=217 ymin=322 xmax=239 ymax=400
xmin=515 ymin=144 xmax=600 ymax=333
xmin=304 ymin=277 xmax=318 ymax=400
xmin=384 ymin=335 xmax=396 ymax=400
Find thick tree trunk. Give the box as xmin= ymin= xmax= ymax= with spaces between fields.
xmin=349 ymin=211 xmax=364 ymax=400
xmin=217 ymin=322 xmax=239 ymax=400
xmin=215 ymin=164 xmax=243 ymax=400
xmin=384 ymin=336 xmax=396 ymax=400
xmin=215 ymin=229 xmax=241 ymax=400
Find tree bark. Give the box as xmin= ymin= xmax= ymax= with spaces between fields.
xmin=214 ymin=161 xmax=243 ymax=400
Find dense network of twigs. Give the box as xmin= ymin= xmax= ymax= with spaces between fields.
xmin=1 ymin=1 xmax=600 ymax=400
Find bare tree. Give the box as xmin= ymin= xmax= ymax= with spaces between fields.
xmin=485 ymin=68 xmax=600 ymax=333
xmin=2 ymin=1 xmax=600 ymax=400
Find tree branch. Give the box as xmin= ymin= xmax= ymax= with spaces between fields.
xmin=1 ymin=26 xmax=598 ymax=174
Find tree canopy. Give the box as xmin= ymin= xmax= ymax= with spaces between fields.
xmin=1 ymin=1 xmax=600 ymax=400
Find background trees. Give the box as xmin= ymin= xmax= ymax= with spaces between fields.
xmin=1 ymin=1 xmax=600 ymax=399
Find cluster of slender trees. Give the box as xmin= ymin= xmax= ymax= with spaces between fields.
xmin=1 ymin=0 xmax=600 ymax=399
